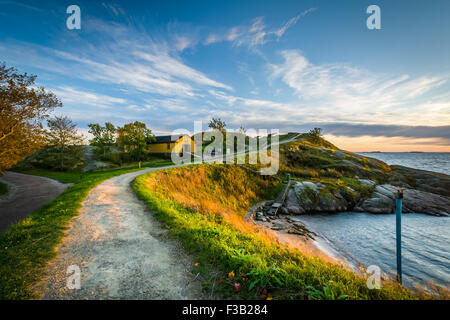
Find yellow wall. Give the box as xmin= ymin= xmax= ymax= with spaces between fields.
xmin=148 ymin=135 xmax=196 ymax=154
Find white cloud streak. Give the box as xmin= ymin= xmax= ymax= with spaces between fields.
xmin=203 ymin=8 xmax=316 ymax=47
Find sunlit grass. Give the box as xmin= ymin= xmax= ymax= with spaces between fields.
xmin=133 ymin=164 xmax=416 ymax=300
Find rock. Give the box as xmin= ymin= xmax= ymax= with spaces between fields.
xmin=293 ymin=181 xmax=348 ymax=213
xmin=284 ymin=189 xmax=304 ymax=214
xmin=294 ymin=181 xmax=319 ymax=193
xmin=287 ymin=206 xmax=304 ymax=215
xmin=280 ymin=206 xmax=289 ymax=215
xmin=390 ymin=165 xmax=450 ymax=197
xmin=356 ymin=184 xmax=450 ymax=216
xmin=402 ymin=189 xmax=449 ymax=216
xmin=272 ymin=222 xmax=286 ymax=228
xmin=333 ymin=150 xmax=345 ymax=159
xmin=358 ymin=179 xmax=376 ymax=186
xmin=271 ymin=202 xmax=282 ymax=208
xmin=287 ymin=229 xmax=306 ymax=236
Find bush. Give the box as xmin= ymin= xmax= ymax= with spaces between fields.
xmin=100 ymin=151 xmax=166 ymax=166
xmin=0 ymin=181 xmax=8 ymax=196
xmin=14 ymin=146 xmax=86 ymax=172
xmin=320 ymin=168 xmax=343 ymax=178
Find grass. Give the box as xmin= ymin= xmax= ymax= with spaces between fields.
xmin=278 ymin=134 xmax=391 ymax=184
xmin=133 ymin=163 xmax=416 ymax=300
xmin=0 ymin=159 xmax=173 ymax=300
xmin=0 ymin=181 xmax=8 ymax=196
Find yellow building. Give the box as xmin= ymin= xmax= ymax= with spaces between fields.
xmin=148 ymin=135 xmax=196 ymax=156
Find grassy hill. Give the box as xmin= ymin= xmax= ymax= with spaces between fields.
xmin=133 ymin=162 xmax=416 ymax=300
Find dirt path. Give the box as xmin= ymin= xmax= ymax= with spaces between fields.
xmin=39 ymin=166 xmax=204 ymax=300
xmin=0 ymin=172 xmax=71 ymax=233
xmin=38 ymin=137 xmax=301 ymax=299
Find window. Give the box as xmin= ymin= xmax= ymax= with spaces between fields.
xmin=167 ymin=143 xmax=171 ymax=150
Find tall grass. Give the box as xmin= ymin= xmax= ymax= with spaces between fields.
xmin=133 ymin=164 xmax=415 ymax=300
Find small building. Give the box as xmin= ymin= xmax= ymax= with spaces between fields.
xmin=148 ymin=135 xmax=196 ymax=156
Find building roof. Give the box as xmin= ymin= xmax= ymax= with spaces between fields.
xmin=153 ymin=135 xmax=185 ymax=143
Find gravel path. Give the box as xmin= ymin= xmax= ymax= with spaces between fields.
xmin=38 ymin=137 xmax=300 ymax=299
xmin=39 ymin=166 xmax=204 ymax=300
xmin=0 ymin=172 xmax=71 ymax=232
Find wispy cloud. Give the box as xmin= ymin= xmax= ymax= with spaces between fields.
xmin=268 ymin=50 xmax=449 ymax=126
xmin=204 ymin=8 xmax=316 ymax=47
xmin=51 ymin=86 xmax=129 ymax=109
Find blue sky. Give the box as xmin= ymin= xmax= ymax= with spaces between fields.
xmin=1 ymin=0 xmax=449 ymax=151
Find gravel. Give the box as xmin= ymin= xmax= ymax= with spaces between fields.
xmin=38 ymin=167 xmax=204 ymax=300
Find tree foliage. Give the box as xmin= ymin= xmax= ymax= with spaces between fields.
xmin=208 ymin=117 xmax=227 ymax=133
xmin=0 ymin=63 xmax=62 ymax=173
xmin=308 ymin=127 xmax=323 ymax=143
xmin=116 ymin=121 xmax=155 ymax=160
xmin=46 ymin=116 xmax=84 ymax=170
xmin=88 ymin=122 xmax=116 ymax=155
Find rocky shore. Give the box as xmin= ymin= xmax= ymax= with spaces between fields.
xmin=252 ymin=167 xmax=449 ymax=220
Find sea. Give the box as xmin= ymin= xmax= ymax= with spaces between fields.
xmin=295 ymin=152 xmax=450 ymax=290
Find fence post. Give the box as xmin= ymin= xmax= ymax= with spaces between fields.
xmin=395 ymin=189 xmax=403 ymax=284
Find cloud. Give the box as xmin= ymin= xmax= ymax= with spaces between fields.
xmin=204 ymin=8 xmax=316 ymax=48
xmin=174 ymin=36 xmax=193 ymax=51
xmin=269 ymin=50 xmax=449 ymax=126
xmin=51 ymin=86 xmax=128 ymax=109
xmin=1 ymin=19 xmax=232 ymax=99
xmin=101 ymin=2 xmax=125 ymax=17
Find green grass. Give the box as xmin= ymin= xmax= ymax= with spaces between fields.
xmin=0 ymin=181 xmax=8 ymax=196
xmin=133 ymin=164 xmax=416 ymax=300
xmin=0 ymin=159 xmax=173 ymax=300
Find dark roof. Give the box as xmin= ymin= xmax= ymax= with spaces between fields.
xmin=153 ymin=135 xmax=184 ymax=143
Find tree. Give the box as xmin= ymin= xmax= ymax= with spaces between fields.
xmin=46 ymin=116 xmax=83 ymax=169
xmin=208 ymin=117 xmax=226 ymax=133
xmin=88 ymin=122 xmax=116 ymax=156
xmin=117 ymin=121 xmax=155 ymax=160
xmin=0 ymin=63 xmax=62 ymax=173
xmin=308 ymin=127 xmax=323 ymax=143
xmin=116 ymin=126 xmax=127 ymax=152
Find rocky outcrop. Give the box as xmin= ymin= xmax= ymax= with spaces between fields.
xmin=290 ymin=181 xmax=353 ymax=213
xmin=285 ymin=180 xmax=449 ymax=217
xmin=389 ymin=165 xmax=450 ymax=197
xmin=354 ymin=184 xmax=449 ymax=217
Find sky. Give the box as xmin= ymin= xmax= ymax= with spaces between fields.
xmin=0 ymin=0 xmax=449 ymax=152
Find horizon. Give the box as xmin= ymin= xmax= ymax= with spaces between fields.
xmin=1 ymin=0 xmax=449 ymax=152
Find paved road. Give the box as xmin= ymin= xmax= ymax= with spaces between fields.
xmin=39 ymin=165 xmax=204 ymax=299
xmin=0 ymin=172 xmax=72 ymax=233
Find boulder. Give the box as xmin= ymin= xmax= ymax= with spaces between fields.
xmin=355 ymin=184 xmax=450 ymax=216
xmin=287 ymin=206 xmax=305 ymax=214
xmin=293 ymin=181 xmax=348 ymax=213
xmin=390 ymin=165 xmax=450 ymax=197
xmin=358 ymin=179 xmax=376 ymax=187
xmin=285 ymin=189 xmax=304 ymax=215
xmin=333 ymin=150 xmax=346 ymax=159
